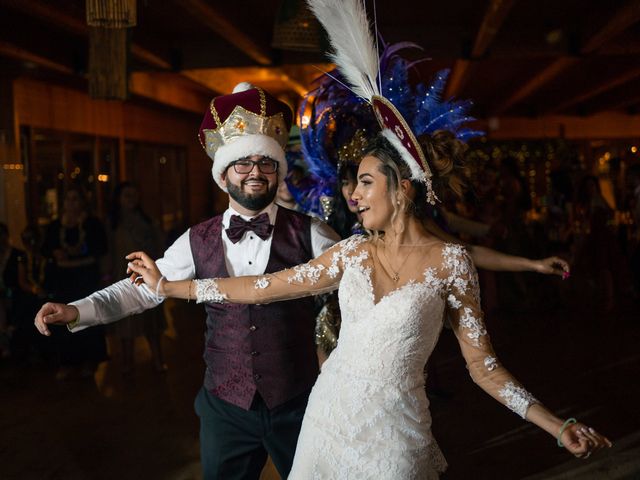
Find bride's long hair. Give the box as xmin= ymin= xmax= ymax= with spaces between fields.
xmin=363 ymin=131 xmax=469 ymax=237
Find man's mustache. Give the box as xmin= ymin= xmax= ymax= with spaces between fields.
xmin=241 ymin=178 xmax=268 ymax=185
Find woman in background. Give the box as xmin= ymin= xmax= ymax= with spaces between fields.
xmin=43 ymin=186 xmax=108 ymax=379
xmin=109 ymin=182 xmax=167 ymax=374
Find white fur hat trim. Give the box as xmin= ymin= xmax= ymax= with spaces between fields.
xmin=381 ymin=129 xmax=428 ymax=182
xmin=211 ymin=134 xmax=287 ymax=192
xmin=381 ymin=129 xmax=438 ymax=205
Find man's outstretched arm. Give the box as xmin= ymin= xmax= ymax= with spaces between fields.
xmin=34 ymin=230 xmax=196 ymax=336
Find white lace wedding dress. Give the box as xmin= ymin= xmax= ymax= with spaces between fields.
xmin=195 ymin=235 xmax=538 ymax=479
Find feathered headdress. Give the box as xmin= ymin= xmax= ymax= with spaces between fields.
xmin=285 ymin=71 xmax=377 ymax=220
xmin=307 ymin=0 xmax=481 ymax=204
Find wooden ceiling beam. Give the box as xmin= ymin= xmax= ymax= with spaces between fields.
xmin=182 ymin=63 xmax=334 ymax=98
xmin=492 ymin=57 xmax=579 ymax=114
xmin=0 ymin=40 xmax=73 ymax=75
xmin=610 ymin=93 xmax=640 ymax=111
xmin=445 ymin=0 xmax=515 ymax=98
xmin=0 ymin=0 xmax=85 ymax=34
xmin=0 ymin=0 xmax=172 ymax=70
xmin=273 ymin=69 xmax=308 ymax=96
xmin=547 ymin=66 xmax=640 ymax=114
xmin=471 ymin=0 xmax=516 ymax=58
xmin=178 ymin=0 xmax=272 ymax=66
xmin=0 ymin=41 xmax=208 ymax=114
xmin=578 ymin=76 xmax=640 ymax=115
xmin=129 ymin=72 xmax=209 ymax=114
xmin=492 ymin=0 xmax=640 ymax=114
xmin=581 ymin=0 xmax=640 ymax=54
xmin=130 ymin=45 xmax=172 ymax=70
xmin=444 ymin=59 xmax=471 ymax=99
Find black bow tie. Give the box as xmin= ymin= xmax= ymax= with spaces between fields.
xmin=225 ymin=213 xmax=274 ymax=244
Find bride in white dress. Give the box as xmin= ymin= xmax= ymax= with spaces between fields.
xmin=127 ymin=131 xmax=611 ymax=479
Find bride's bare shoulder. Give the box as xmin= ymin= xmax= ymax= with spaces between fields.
xmin=420 ymin=238 xmax=465 ymax=255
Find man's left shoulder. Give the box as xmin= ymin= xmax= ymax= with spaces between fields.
xmin=276 ymin=205 xmax=340 ymax=244
xmin=276 ymin=205 xmax=313 ymax=226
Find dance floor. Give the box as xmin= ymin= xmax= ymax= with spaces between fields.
xmin=1 ymin=297 xmax=639 ymax=480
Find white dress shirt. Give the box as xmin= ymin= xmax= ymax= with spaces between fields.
xmin=70 ymin=203 xmax=340 ymax=331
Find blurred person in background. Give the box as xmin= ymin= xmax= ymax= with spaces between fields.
xmin=43 ymin=186 xmax=108 ymax=379
xmin=628 ymin=165 xmax=640 ymax=298
xmin=572 ymin=176 xmax=619 ymax=312
xmin=109 ymin=182 xmax=167 ymax=374
xmin=0 ymin=222 xmax=22 ymax=359
xmin=13 ymin=225 xmax=55 ymax=363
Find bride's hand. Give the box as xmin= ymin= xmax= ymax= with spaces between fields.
xmin=560 ymin=422 xmax=612 ymax=459
xmin=126 ymin=251 xmax=163 ymax=293
xmin=533 ymin=256 xmax=570 ymax=277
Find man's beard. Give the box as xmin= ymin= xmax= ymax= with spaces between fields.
xmin=227 ymin=179 xmax=278 ymax=211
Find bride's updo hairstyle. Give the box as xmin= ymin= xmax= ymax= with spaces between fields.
xmin=363 ymin=130 xmax=469 ymax=227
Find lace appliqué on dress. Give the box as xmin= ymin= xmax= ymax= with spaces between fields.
xmin=447 ymin=294 xmax=462 ymax=309
xmin=195 ymin=278 xmax=225 ymax=304
xmin=288 ymin=263 xmax=326 ymax=285
xmin=254 ymin=277 xmax=270 ymax=289
xmin=328 ymin=235 xmax=368 ymax=278
xmin=442 ymin=244 xmax=481 ymax=304
xmin=498 ymin=381 xmax=538 ymax=419
xmin=484 ymin=356 xmax=498 ymax=371
xmin=459 ymin=307 xmax=487 ymax=346
xmin=441 ymin=245 xmax=487 ymax=348
xmin=423 ymin=267 xmax=444 ymax=292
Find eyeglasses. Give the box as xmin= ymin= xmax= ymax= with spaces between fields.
xmin=230 ymin=158 xmax=279 ymax=175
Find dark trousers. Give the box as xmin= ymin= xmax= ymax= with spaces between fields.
xmin=195 ymin=387 xmax=309 ymax=480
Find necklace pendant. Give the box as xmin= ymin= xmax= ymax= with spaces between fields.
xmin=392 ymin=273 xmax=400 ymax=282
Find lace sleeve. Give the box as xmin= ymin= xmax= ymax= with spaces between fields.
xmin=195 ymin=235 xmax=368 ymax=305
xmin=442 ymin=244 xmax=539 ymax=419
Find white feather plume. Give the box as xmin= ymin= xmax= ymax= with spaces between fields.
xmin=307 ymin=0 xmax=380 ymax=101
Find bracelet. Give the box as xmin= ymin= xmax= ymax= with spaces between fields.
xmin=155 ymin=275 xmax=166 ymax=302
xmin=187 ymin=279 xmax=193 ymax=303
xmin=557 ymin=417 xmax=577 ymax=447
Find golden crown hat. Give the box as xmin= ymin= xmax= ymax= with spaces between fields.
xmin=337 ymin=128 xmax=370 ymax=167
xmin=198 ymin=82 xmax=293 ymax=191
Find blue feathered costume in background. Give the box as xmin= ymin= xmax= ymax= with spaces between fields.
xmin=286 ymin=40 xmax=482 ymax=220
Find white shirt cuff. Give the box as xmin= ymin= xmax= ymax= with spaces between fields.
xmin=67 ymin=298 xmax=97 ymax=332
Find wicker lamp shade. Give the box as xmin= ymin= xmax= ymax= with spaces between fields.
xmin=86 ymin=0 xmax=136 ymax=28
xmin=88 ymin=27 xmax=129 ymax=99
xmin=272 ymin=0 xmax=321 ymax=52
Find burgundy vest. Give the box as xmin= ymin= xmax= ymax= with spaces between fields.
xmin=190 ymin=207 xmax=319 ymax=410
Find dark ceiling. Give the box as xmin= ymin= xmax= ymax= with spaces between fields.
xmin=1 ymin=0 xmax=640 ymax=118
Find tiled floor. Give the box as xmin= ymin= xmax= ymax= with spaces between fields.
xmin=2 ymin=297 xmax=639 ymax=480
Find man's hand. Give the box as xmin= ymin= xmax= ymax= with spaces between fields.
xmin=34 ymin=303 xmax=79 ymax=336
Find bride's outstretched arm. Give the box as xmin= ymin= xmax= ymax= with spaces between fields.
xmin=439 ymin=244 xmax=611 ymax=458
xmin=126 ymin=235 xmax=367 ymax=305
xmin=424 ymin=219 xmax=570 ymax=276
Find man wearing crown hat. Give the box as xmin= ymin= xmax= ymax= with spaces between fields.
xmin=34 ymin=83 xmax=340 ymax=479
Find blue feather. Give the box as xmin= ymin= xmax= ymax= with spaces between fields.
xmin=292 ymin=43 xmax=483 ymax=217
